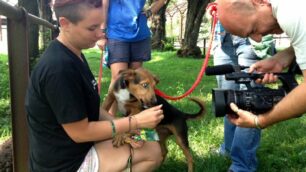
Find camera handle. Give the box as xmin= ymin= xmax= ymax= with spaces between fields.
xmin=225 ymin=72 xmax=298 ymax=93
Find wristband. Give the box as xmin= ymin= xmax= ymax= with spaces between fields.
xmin=145 ymin=9 xmax=152 ymax=18
xmin=254 ymin=116 xmax=262 ymax=129
xmin=110 ymin=120 xmax=116 ymax=137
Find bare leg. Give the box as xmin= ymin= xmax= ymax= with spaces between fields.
xmin=95 ymin=140 xmax=162 ymax=172
xmin=130 ymin=62 xmax=143 ymax=69
xmin=131 ymin=141 xmax=162 ymax=172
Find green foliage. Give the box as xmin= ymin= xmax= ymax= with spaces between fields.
xmin=162 ymin=37 xmax=176 ymax=51
xmin=0 ymin=99 xmax=11 ymax=138
xmin=0 ymin=54 xmax=10 ymax=99
xmin=0 ymin=54 xmax=11 ymax=138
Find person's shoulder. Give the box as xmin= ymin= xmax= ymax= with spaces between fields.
xmin=44 ymin=40 xmax=74 ymax=63
xmin=43 ymin=40 xmax=69 ymax=58
xmin=35 ymin=40 xmax=75 ymax=74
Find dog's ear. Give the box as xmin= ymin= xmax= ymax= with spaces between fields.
xmin=114 ymin=70 xmax=136 ymax=90
xmin=153 ymin=75 xmax=159 ymax=85
xmin=114 ymin=75 xmax=128 ymax=90
xmin=118 ymin=69 xmax=129 ymax=74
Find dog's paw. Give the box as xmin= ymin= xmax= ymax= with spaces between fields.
xmin=112 ymin=134 xmax=128 ymax=147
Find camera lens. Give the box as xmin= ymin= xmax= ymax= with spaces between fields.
xmin=212 ymin=89 xmax=227 ymax=117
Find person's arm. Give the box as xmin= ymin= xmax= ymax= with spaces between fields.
xmin=97 ymin=0 xmax=109 ymax=50
xmin=62 ymin=105 xmax=163 ymax=143
xmin=257 ymin=69 xmax=306 ymax=128
xmin=249 ymin=46 xmax=295 ymax=83
xmin=145 ymin=0 xmax=166 ymax=18
xmin=100 ymin=0 xmax=109 ymax=31
xmin=271 ymin=46 xmax=295 ymax=69
xmin=150 ymin=0 xmax=166 ymax=14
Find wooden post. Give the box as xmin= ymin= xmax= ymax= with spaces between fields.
xmin=7 ymin=8 xmax=30 ymax=172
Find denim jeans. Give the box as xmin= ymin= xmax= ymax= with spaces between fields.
xmin=213 ymin=34 xmax=261 ymax=172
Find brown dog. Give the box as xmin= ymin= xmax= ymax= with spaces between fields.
xmin=102 ymin=68 xmax=206 ymax=172
xmin=102 ymin=68 xmax=159 ymax=146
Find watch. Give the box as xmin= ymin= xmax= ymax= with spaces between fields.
xmin=145 ymin=9 xmax=152 ymax=18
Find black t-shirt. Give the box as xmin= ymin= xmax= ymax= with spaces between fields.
xmin=25 ymin=39 xmax=100 ymax=172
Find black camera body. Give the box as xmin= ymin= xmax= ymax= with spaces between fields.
xmin=207 ymin=65 xmax=299 ymax=117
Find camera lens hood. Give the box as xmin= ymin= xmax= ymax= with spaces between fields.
xmin=212 ymin=89 xmax=227 ymax=117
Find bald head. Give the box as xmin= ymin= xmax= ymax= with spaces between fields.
xmin=216 ymin=0 xmax=279 ymax=41
xmin=217 ymin=0 xmax=256 ymax=37
xmin=217 ymin=0 xmax=255 ymax=12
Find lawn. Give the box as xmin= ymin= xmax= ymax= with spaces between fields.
xmin=1 ymin=49 xmax=306 ymax=171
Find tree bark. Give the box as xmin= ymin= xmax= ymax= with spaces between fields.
xmin=39 ymin=0 xmax=54 ymax=50
xmin=18 ymin=0 xmax=39 ymax=68
xmin=177 ymin=0 xmax=210 ymax=58
xmin=151 ymin=0 xmax=170 ymax=50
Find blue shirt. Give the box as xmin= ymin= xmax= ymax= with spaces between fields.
xmin=107 ymin=0 xmax=151 ymax=42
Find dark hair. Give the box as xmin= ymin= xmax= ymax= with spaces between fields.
xmin=53 ymin=0 xmax=102 ymax=24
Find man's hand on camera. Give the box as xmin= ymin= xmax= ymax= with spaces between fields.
xmin=249 ymin=58 xmax=283 ymax=84
xmin=227 ymin=103 xmax=261 ymax=128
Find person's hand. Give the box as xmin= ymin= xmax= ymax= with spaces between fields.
xmin=249 ymin=58 xmax=283 ymax=84
xmin=206 ymin=2 xmax=217 ymax=18
xmin=125 ymin=137 xmax=144 ymax=149
xmin=249 ymin=56 xmax=284 ymax=73
xmin=135 ymin=105 xmax=164 ymax=129
xmin=143 ymin=9 xmax=153 ymax=19
xmin=96 ymin=37 xmax=107 ymax=51
xmin=227 ymin=103 xmax=258 ymax=128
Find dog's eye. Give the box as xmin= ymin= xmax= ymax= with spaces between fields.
xmin=142 ymin=83 xmax=149 ymax=88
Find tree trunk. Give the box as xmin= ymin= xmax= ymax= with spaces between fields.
xmin=177 ymin=0 xmax=210 ymax=58
xmin=151 ymin=0 xmax=170 ymax=50
xmin=39 ymin=0 xmax=54 ymax=50
xmin=18 ymin=0 xmax=39 ymax=68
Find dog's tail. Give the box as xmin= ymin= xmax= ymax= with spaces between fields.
xmin=183 ymin=97 xmax=206 ymax=120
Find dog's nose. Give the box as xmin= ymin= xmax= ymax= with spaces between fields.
xmin=151 ymin=96 xmax=157 ymax=105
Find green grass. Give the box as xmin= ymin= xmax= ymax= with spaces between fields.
xmin=1 ymin=49 xmax=306 ymax=171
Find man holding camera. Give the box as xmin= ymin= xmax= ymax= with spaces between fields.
xmin=217 ymin=0 xmax=306 ymax=128
xmin=213 ymin=20 xmax=277 ymax=172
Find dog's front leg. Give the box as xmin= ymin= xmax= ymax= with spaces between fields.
xmin=112 ymin=133 xmax=131 ymax=147
xmin=102 ymin=92 xmax=116 ymax=112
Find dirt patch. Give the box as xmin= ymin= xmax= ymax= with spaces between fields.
xmin=0 ymin=137 xmax=13 ymax=172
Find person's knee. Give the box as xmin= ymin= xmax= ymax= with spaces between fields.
xmin=111 ymin=72 xmax=120 ymax=82
xmin=149 ymin=143 xmax=163 ymax=167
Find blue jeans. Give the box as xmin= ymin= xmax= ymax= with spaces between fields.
xmin=213 ymin=34 xmax=261 ymax=172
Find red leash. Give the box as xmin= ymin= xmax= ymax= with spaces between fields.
xmin=155 ymin=3 xmax=218 ymax=101
xmin=98 ymin=50 xmax=104 ymax=95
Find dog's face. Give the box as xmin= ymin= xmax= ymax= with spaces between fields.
xmin=113 ymin=68 xmax=159 ymax=108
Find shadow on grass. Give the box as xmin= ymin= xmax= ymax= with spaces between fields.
xmin=156 ymin=150 xmax=230 ymax=172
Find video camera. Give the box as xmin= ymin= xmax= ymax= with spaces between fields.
xmin=206 ymin=63 xmax=300 ymax=117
